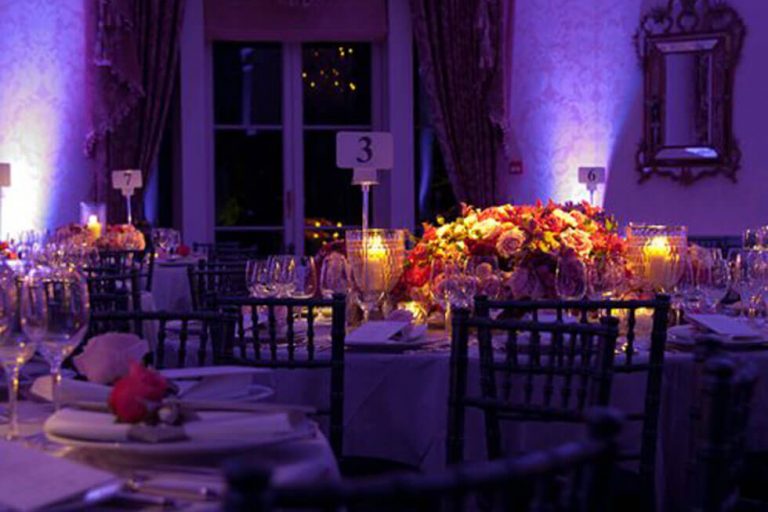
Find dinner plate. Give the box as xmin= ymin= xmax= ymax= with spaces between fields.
xmin=46 ymin=419 xmax=316 ymax=458
xmin=345 ymin=338 xmax=432 ymax=352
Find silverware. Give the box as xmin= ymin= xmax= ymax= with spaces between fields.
xmin=126 ymin=477 xmax=221 ymax=502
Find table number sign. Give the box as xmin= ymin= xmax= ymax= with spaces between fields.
xmin=111 ymin=169 xmax=143 ymax=223
xmin=336 ymin=131 xmax=393 ymax=231
xmin=577 ymin=166 xmax=606 ymax=204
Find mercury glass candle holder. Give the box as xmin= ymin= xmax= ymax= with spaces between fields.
xmin=346 ymin=229 xmax=406 ymax=320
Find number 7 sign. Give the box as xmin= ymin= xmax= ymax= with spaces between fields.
xmin=336 ymin=132 xmax=393 ymax=170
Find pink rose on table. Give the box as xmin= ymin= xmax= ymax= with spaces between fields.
xmin=73 ymin=333 xmax=149 ymax=385
xmin=560 ymin=228 xmax=593 ymax=257
xmin=495 ymin=228 xmax=526 ymax=258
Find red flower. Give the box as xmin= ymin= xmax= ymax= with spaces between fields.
xmin=176 ymin=244 xmax=191 ymax=257
xmin=108 ymin=363 xmax=169 ymax=423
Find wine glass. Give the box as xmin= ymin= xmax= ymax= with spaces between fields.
xmin=556 ymin=254 xmax=588 ymax=301
xmin=700 ymin=255 xmax=732 ymax=312
xmin=290 ymin=256 xmax=317 ymax=299
xmin=21 ymin=264 xmax=90 ymax=410
xmin=0 ymin=268 xmax=33 ymax=439
xmin=468 ymin=255 xmax=502 ymax=299
xmin=588 ymin=258 xmax=626 ymax=299
xmin=269 ymin=255 xmax=297 ymax=298
xmin=320 ymin=253 xmax=351 ymax=299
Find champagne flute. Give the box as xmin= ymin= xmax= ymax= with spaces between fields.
xmin=21 ymin=264 xmax=90 ymax=411
xmin=320 ymin=253 xmax=350 ymax=299
xmin=0 ymin=269 xmax=32 ymax=439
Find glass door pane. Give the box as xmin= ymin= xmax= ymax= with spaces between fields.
xmin=301 ymin=42 xmax=372 ymax=255
xmin=213 ymin=42 xmax=285 ymax=253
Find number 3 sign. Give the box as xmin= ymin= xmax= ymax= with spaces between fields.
xmin=336 ymin=132 xmax=394 ymax=170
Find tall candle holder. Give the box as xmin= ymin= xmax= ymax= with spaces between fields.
xmin=346 ymin=229 xmax=406 ymax=320
xmin=626 ymin=223 xmax=688 ymax=292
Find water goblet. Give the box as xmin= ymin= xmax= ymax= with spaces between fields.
xmin=21 ymin=264 xmax=90 ymax=411
xmin=290 ymin=256 xmax=317 ymax=299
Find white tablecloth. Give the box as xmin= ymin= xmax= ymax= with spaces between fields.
xmin=261 ymin=341 xmax=768 ymax=511
xmin=151 ymin=259 xmax=199 ymax=312
xmin=6 ymin=402 xmax=338 ymax=511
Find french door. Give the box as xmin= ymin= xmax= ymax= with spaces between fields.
xmin=212 ymin=41 xmax=380 ymax=255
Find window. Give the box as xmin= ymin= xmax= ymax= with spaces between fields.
xmin=212 ymin=41 xmax=375 ymax=255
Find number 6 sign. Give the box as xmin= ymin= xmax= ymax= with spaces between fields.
xmin=336 ymin=132 xmax=394 ymax=170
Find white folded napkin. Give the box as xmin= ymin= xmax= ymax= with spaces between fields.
xmin=686 ymin=314 xmax=764 ymax=340
xmin=32 ymin=366 xmax=272 ymax=404
xmin=346 ymin=319 xmax=427 ymax=344
xmin=73 ymin=332 xmax=149 ymax=385
xmin=31 ymin=375 xmax=111 ymax=404
xmin=44 ymin=409 xmax=300 ymax=443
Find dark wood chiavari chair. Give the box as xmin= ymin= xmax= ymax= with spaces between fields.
xmin=213 ymin=294 xmax=346 ymax=457
xmin=187 ymin=266 xmax=249 ymax=310
xmin=688 ymin=346 xmax=759 ymax=512
xmin=447 ymin=308 xmax=620 ymax=467
xmin=85 ymin=269 xmax=143 ymax=313
xmin=474 ymin=294 xmax=671 ymax=507
xmin=95 ymin=249 xmax=156 ymax=291
xmin=223 ymin=408 xmax=624 ymax=512
xmin=89 ymin=310 xmax=238 ymax=369
xmin=192 ymin=241 xmax=239 ymax=259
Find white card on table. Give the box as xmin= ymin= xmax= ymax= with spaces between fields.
xmin=347 ymin=321 xmax=410 ymax=344
xmin=336 ymin=131 xmax=393 ymax=169
xmin=686 ymin=314 xmax=763 ymax=339
xmin=0 ymin=440 xmax=117 ymax=510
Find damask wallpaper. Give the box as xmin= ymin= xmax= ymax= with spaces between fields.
xmin=505 ymin=0 xmax=768 ymax=235
xmin=0 ymin=0 xmax=93 ymax=234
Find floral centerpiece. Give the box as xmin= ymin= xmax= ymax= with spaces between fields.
xmin=396 ymin=201 xmax=630 ymax=305
xmin=96 ymin=224 xmax=146 ymax=251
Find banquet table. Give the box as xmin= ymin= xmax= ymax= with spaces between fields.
xmin=149 ymin=256 xmax=200 ymax=312
xmin=240 ymin=330 xmax=768 ymax=511
xmin=4 ymin=400 xmax=338 ymax=510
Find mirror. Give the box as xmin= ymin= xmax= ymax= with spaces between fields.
xmin=635 ymin=0 xmax=745 ymax=184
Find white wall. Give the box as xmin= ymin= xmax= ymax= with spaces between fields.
xmin=504 ymin=0 xmax=768 ymax=236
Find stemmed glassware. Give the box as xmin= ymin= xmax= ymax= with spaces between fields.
xmin=588 ymin=257 xmax=626 ymax=300
xmin=0 ymin=266 xmax=34 ymax=439
xmin=699 ymin=249 xmax=731 ymax=312
xmin=431 ymin=259 xmax=477 ymax=336
xmin=467 ymin=256 xmax=502 ymax=300
xmin=556 ymin=254 xmax=588 ymax=301
xmin=21 ymin=264 xmax=90 ymax=411
xmin=320 ymin=253 xmax=351 ymax=299
xmin=290 ymin=256 xmax=317 ymax=299
xmin=269 ymin=255 xmax=297 ymax=298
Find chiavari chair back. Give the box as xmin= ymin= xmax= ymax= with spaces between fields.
xmin=85 ymin=269 xmax=143 ymax=313
xmin=475 ymin=294 xmax=671 ymax=498
xmin=187 ymin=266 xmax=248 ymax=310
xmin=689 ymin=347 xmax=758 ymax=512
xmin=95 ymin=249 xmax=155 ymax=291
xmin=224 ymin=408 xmax=623 ymax=512
xmin=89 ymin=310 xmax=238 ymax=369
xmin=214 ymin=294 xmax=346 ymax=457
xmin=447 ymin=307 xmax=619 ymax=465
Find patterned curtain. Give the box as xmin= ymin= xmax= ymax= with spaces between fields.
xmin=410 ymin=0 xmax=515 ymax=208
xmin=86 ymin=0 xmax=185 ymax=223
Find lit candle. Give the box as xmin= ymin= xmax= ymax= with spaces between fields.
xmin=86 ymin=214 xmax=102 ymax=240
xmin=643 ymin=236 xmax=671 ymax=289
xmin=364 ymin=233 xmax=387 ymax=290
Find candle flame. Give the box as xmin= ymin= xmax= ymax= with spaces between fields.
xmin=644 ymin=236 xmax=670 ymax=256
xmin=366 ymin=234 xmax=387 ymax=259
xmin=87 ymin=214 xmax=99 ymax=226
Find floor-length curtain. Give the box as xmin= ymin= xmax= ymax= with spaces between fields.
xmin=86 ymin=0 xmax=185 ymax=223
xmin=411 ymin=0 xmax=514 ymax=208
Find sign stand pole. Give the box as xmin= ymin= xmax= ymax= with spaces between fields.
xmin=112 ymin=170 xmax=143 ymax=225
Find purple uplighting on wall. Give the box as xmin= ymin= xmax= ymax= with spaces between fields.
xmin=0 ymin=0 xmax=93 ymax=235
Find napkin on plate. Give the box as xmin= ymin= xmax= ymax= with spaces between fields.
xmin=686 ymin=314 xmax=764 ymax=340
xmin=346 ymin=311 xmax=428 ymax=345
xmin=44 ymin=408 xmax=302 ymax=443
xmin=32 ymin=366 xmax=272 ymax=404
xmin=73 ymin=332 xmax=149 ymax=385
